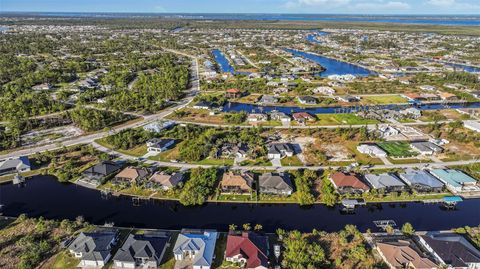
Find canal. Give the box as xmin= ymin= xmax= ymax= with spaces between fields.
xmin=222 ymin=100 xmax=480 ymax=114
xmin=1 ymin=176 xmax=479 ymax=232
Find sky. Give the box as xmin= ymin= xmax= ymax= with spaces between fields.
xmin=1 ymin=0 xmax=480 ymax=15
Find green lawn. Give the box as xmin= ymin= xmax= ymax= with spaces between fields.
xmin=377 ymin=141 xmax=417 ymax=157
xmin=280 ymin=155 xmax=303 ymax=166
xmin=95 ymin=138 xmax=147 ymax=157
xmin=195 ymin=158 xmax=234 ymax=166
xmin=48 ymin=251 xmax=79 ymax=269
xmin=361 ymin=95 xmax=407 ymax=104
xmin=312 ymin=114 xmax=378 ymax=126
xmin=239 ymin=158 xmax=272 ymax=166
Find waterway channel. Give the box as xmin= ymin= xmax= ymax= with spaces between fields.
xmin=1 ymin=176 xmax=479 ymax=232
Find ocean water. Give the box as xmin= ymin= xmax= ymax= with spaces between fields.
xmin=2 ymin=12 xmax=480 ymax=26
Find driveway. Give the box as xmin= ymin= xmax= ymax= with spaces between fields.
xmin=270 ymin=158 xmax=282 ymax=167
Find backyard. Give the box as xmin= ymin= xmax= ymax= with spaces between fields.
xmin=377 ymin=141 xmax=418 ymax=157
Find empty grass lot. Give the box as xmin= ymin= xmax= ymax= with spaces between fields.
xmin=312 ymin=114 xmax=379 ymax=126
xmin=360 ymin=95 xmax=408 ymax=105
xmin=377 ymin=141 xmax=417 ymax=157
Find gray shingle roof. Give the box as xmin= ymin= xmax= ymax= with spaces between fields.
xmin=113 ymin=234 xmax=169 ymax=263
xmin=259 ymin=173 xmax=293 ymax=191
xmin=68 ymin=232 xmax=117 ymax=262
xmin=364 ymin=173 xmax=406 ymax=189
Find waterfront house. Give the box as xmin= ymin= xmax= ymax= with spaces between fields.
xmin=376 ymin=239 xmax=438 ymax=269
xmin=113 ymin=167 xmax=150 ymax=186
xmin=398 ymin=169 xmax=444 ymax=192
xmin=292 ymin=112 xmax=315 ymax=124
xmin=438 ymin=92 xmax=458 ymax=101
xmin=220 ymin=171 xmax=255 ymax=194
xmin=258 ymin=173 xmax=294 ymax=196
xmin=147 ymin=171 xmax=185 ymax=190
xmin=329 ymin=172 xmax=370 ymax=194
xmin=464 ymin=120 xmax=480 ymax=133
xmin=32 ymin=83 xmax=53 ymax=91
xmin=419 ymin=232 xmax=480 ymax=269
xmin=225 ymin=232 xmax=269 ymax=269
xmin=312 ymin=86 xmax=335 ymax=95
xmin=269 ymin=110 xmax=291 ymax=122
xmin=337 ymin=95 xmax=360 ymax=103
xmin=267 ymin=143 xmax=294 ymax=159
xmin=0 ymin=156 xmax=31 ymax=176
xmin=419 ymin=85 xmax=436 ymax=92
xmin=143 ymin=120 xmax=176 ymax=133
xmin=112 ymin=233 xmax=170 ymax=269
xmin=297 ymin=96 xmax=317 ymax=105
xmin=68 ymin=231 xmax=119 ymax=268
xmin=410 ymin=141 xmax=443 ymax=156
xmin=272 ymin=87 xmax=289 ymax=94
xmin=364 ymin=173 xmax=406 ymax=193
xmin=193 ymin=101 xmax=215 ymax=110
xmin=258 ymin=95 xmax=278 ymax=105
xmin=81 ymin=161 xmax=122 ymax=185
xmin=357 ymin=144 xmax=387 ymax=158
xmin=146 ymin=138 xmax=176 ymax=153
xmin=428 ymin=169 xmax=478 ymax=193
xmin=226 ymin=88 xmax=242 ymax=99
xmin=173 ymin=229 xmax=217 ymax=269
xmin=247 ymin=113 xmax=268 ymax=122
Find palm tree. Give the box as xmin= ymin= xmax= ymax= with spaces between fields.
xmin=243 ymin=223 xmax=251 ymax=231
xmin=254 ymin=224 xmax=263 ymax=231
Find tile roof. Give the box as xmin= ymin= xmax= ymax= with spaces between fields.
xmin=377 ymin=240 xmax=437 ymax=269
xmin=225 ymin=232 xmax=269 ymax=268
xmin=330 ymin=172 xmax=370 ymax=190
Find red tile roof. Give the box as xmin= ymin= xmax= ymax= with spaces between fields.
xmin=330 ymin=172 xmax=370 ymax=190
xmin=227 ymin=88 xmax=240 ymax=93
xmin=225 ymin=232 xmax=269 ymax=268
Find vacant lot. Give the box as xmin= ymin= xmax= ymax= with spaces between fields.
xmin=377 ymin=141 xmax=417 ymax=157
xmin=312 ymin=114 xmax=378 ymax=126
xmin=360 ymin=94 xmax=407 ymax=104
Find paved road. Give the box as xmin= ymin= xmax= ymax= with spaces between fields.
xmin=0 ymin=56 xmax=200 ymax=160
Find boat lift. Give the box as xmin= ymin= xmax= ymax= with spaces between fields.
xmin=373 ymin=220 xmax=397 ymax=232
xmin=12 ymin=174 xmax=26 ymax=187
xmin=442 ymin=196 xmax=463 ymax=209
xmin=341 ymin=199 xmax=366 ymax=212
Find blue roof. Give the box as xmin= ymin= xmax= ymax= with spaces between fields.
xmin=443 ymin=196 xmax=463 ymax=203
xmin=429 ymin=169 xmax=477 ymax=188
xmin=399 ymin=169 xmax=444 ymax=188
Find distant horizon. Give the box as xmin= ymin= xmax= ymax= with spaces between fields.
xmin=1 ymin=11 xmax=480 ymax=16
xmin=2 ymin=0 xmax=480 ymax=15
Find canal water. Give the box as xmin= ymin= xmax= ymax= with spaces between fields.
xmin=222 ymin=100 xmax=480 ymax=114
xmin=285 ymin=48 xmax=375 ymax=77
xmin=1 ymin=176 xmax=479 ymax=232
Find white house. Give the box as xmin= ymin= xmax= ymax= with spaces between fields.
xmin=464 ymin=120 xmax=480 ymax=133
xmin=173 ymin=230 xmax=217 ymax=269
xmin=146 ymin=139 xmax=175 ymax=153
xmin=357 ymin=144 xmax=387 ymax=158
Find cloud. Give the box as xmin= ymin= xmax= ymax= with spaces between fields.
xmin=426 ymin=0 xmax=455 ymax=7
xmin=354 ymin=1 xmax=411 ymax=10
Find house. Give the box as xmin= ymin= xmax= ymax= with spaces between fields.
xmin=272 ymin=87 xmax=288 ymax=95
xmin=78 ymin=77 xmax=99 ymax=90
xmin=438 ymin=92 xmax=458 ymax=101
xmin=267 ymin=143 xmax=294 ymax=159
xmin=398 ymin=169 xmax=444 ymax=192
xmin=376 ymin=239 xmax=438 ymax=269
xmin=312 ymin=86 xmax=335 ymax=95
xmin=419 ymin=85 xmax=436 ymax=91
xmin=193 ymin=101 xmax=215 ymax=110
xmin=410 ymin=141 xmax=444 ymax=155
xmin=146 ymin=138 xmax=175 ymax=153
xmin=81 ymin=161 xmax=122 ymax=185
xmin=269 ymin=110 xmax=291 ymax=122
xmin=357 ymin=144 xmax=387 ymax=158
xmin=258 ymin=95 xmax=278 ymax=104
xmin=329 ymin=172 xmax=370 ymax=194
xmin=113 ymin=167 xmax=150 ymax=186
xmin=68 ymin=231 xmax=118 ymax=268
xmin=0 ymin=156 xmax=31 ymax=176
xmin=403 ymin=93 xmax=423 ymax=102
xmin=364 ymin=173 xmax=406 ymax=192
xmin=258 ymin=173 xmax=294 ymax=196
xmin=226 ymin=88 xmax=242 ymax=99
xmin=399 ymin=107 xmax=421 ymax=119
xmin=32 ymin=83 xmax=53 ymax=91
xmin=297 ymin=96 xmax=317 ymax=105
xmin=112 ymin=233 xmax=170 ymax=269
xmin=219 ymin=171 xmax=255 ymax=194
xmin=378 ymin=125 xmax=400 ymax=138
xmin=292 ymin=112 xmax=315 ymax=124
xmin=147 ymin=171 xmax=185 ymax=190
xmin=464 ymin=120 xmax=480 ymax=133
xmin=225 ymin=232 xmax=269 ymax=269
xmin=337 ymin=95 xmax=360 ymax=103
xmin=173 ymin=229 xmax=217 ymax=269
xmin=419 ymin=232 xmax=480 ymax=269
xmin=143 ymin=120 xmax=176 ymax=133
xmin=429 ymin=169 xmax=478 ymax=193
xmin=470 ymin=91 xmax=480 ymax=98
xmin=247 ymin=113 xmax=268 ymax=122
